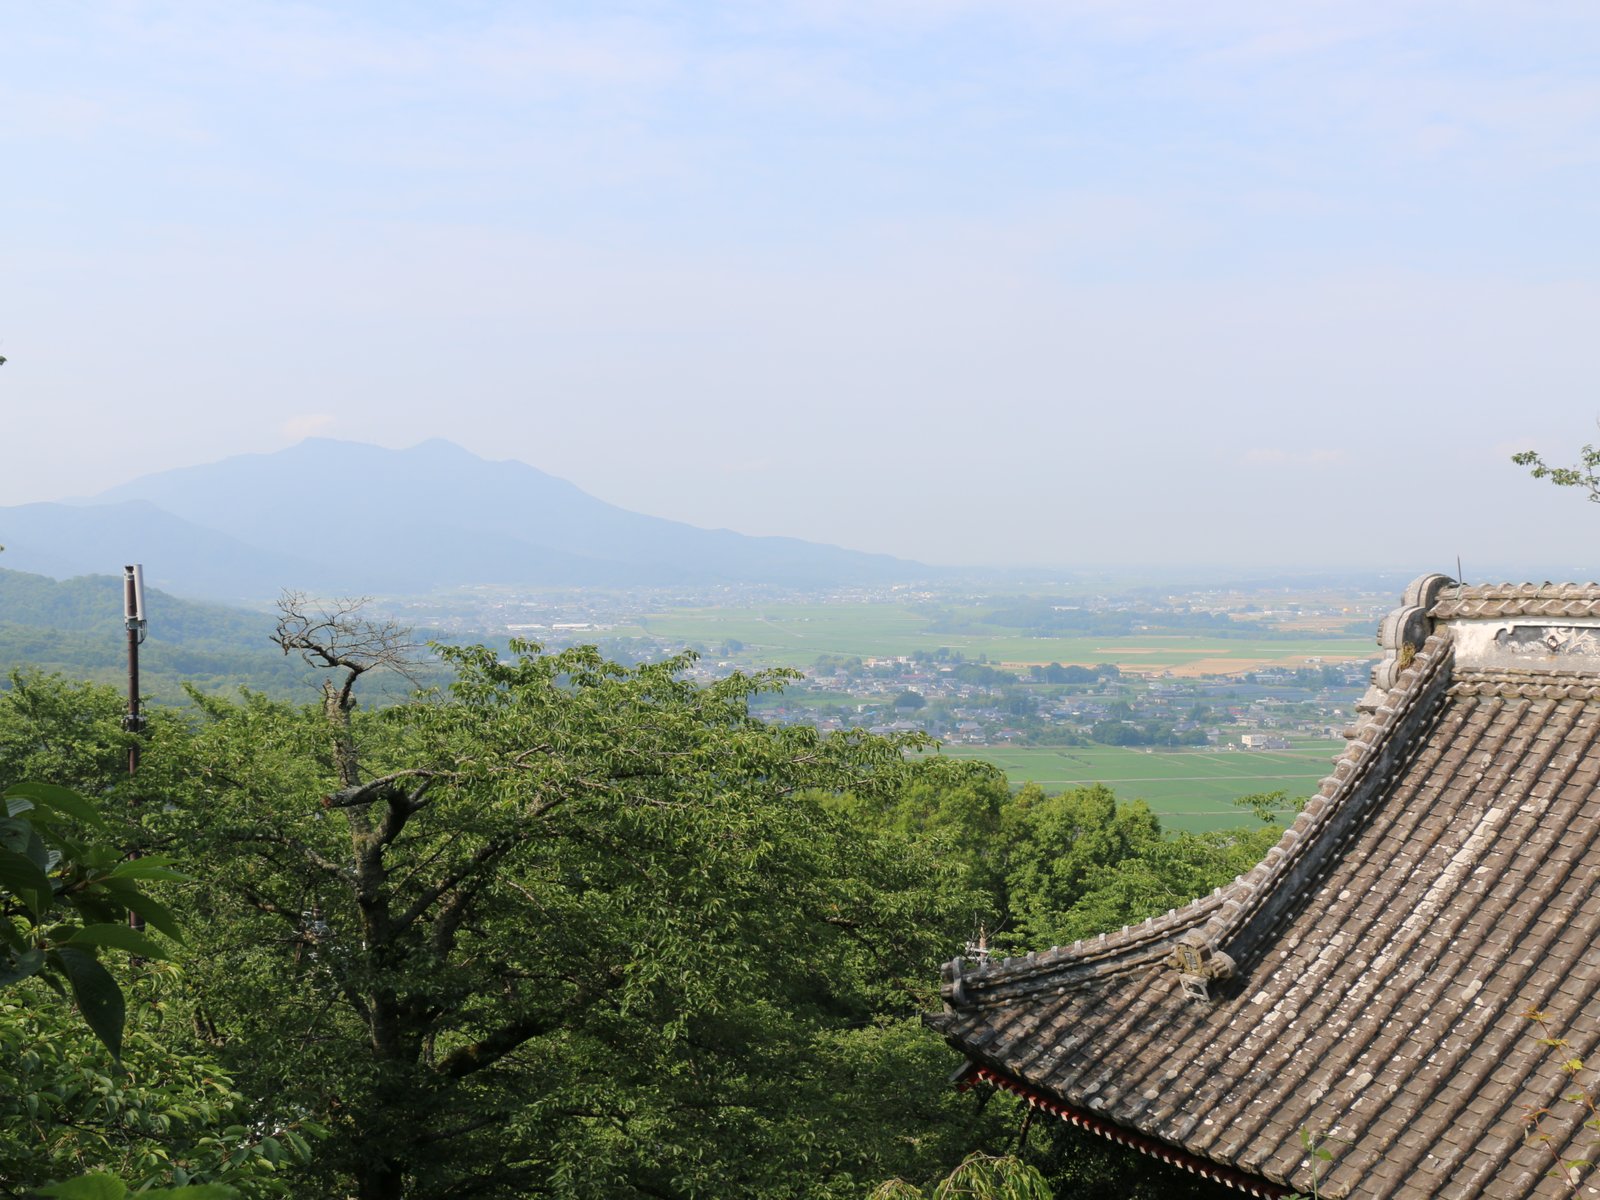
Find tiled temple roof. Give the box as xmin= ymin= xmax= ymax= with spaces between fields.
xmin=927 ymin=574 xmax=1600 ymax=1199
xmin=1431 ymin=583 xmax=1600 ymax=622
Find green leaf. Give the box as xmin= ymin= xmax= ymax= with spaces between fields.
xmin=148 ymin=1186 xmax=239 ymax=1199
xmin=0 ymin=816 xmax=30 ymax=853
xmin=103 ymin=856 xmax=188 ymax=883
xmin=61 ymin=922 xmax=170 ymax=959
xmin=0 ymin=844 xmax=53 ymax=904
xmin=33 ymin=1173 xmax=128 ymax=1199
xmin=4 ymin=782 xmax=105 ymax=828
xmin=51 ymin=945 xmax=125 ymax=1059
xmin=0 ymin=947 xmax=45 ymax=985
xmin=97 ymin=878 xmax=184 ymax=941
xmin=23 ymin=826 xmax=52 ymax=871
xmin=121 ymin=892 xmax=183 ymax=942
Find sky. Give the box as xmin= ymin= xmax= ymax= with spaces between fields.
xmin=4 ymin=1 xmax=1600 ymax=576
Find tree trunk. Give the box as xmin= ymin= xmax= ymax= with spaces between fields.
xmin=324 ymin=677 xmax=361 ymax=789
xmin=355 ymin=1159 xmax=407 ymax=1200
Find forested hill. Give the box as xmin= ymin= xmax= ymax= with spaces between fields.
xmin=0 ymin=566 xmax=325 ymax=701
xmin=1 ymin=438 xmax=925 ymax=602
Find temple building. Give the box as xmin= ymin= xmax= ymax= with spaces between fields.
xmin=928 ymin=575 xmax=1600 ymax=1199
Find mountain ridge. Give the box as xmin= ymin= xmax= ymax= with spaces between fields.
xmin=2 ymin=438 xmax=927 ymax=601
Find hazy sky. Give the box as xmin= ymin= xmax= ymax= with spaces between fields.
xmin=5 ymin=2 xmax=1600 ymax=576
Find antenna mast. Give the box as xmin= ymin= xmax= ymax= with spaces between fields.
xmin=123 ymin=564 xmax=147 ymax=769
xmin=123 ymin=565 xmax=148 ymax=936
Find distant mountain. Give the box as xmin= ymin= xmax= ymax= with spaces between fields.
xmin=0 ymin=500 xmax=331 ymax=599
xmin=0 ymin=438 xmax=925 ymax=602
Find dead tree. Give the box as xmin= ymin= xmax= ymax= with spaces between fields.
xmin=273 ymin=590 xmax=423 ymax=790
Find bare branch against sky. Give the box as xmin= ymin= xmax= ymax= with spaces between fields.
xmin=2 ymin=2 xmax=1596 ymax=571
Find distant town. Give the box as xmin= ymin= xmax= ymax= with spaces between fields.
xmin=392 ymin=578 xmax=1390 ymax=754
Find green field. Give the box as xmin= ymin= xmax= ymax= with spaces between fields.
xmin=620 ymin=603 xmax=1370 ymax=675
xmin=934 ymin=740 xmax=1345 ymax=833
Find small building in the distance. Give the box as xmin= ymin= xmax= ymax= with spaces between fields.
xmin=1240 ymin=733 xmax=1292 ymax=751
xmin=928 ymin=575 xmax=1600 ymax=1199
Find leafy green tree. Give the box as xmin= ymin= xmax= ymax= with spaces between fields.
xmin=1231 ymin=788 xmax=1303 ymax=826
xmin=157 ymin=638 xmax=992 ymax=1199
xmin=1088 ymin=721 xmax=1150 ymax=746
xmin=1512 ymin=442 xmax=1600 ymax=500
xmin=999 ymin=785 xmax=1162 ymax=948
xmin=0 ymin=779 xmax=315 ymax=1198
xmin=0 ymin=782 xmax=180 ymax=1056
xmin=870 ymin=1152 xmax=1052 ymax=1199
xmin=0 ymin=673 xmax=141 ymax=798
xmin=1044 ymin=826 xmax=1283 ymax=945
xmin=839 ymin=759 xmax=1012 ymax=935
xmin=0 ymin=978 xmax=315 ymax=1197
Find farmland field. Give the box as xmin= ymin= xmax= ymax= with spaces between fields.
xmin=617 ymin=602 xmax=1372 ymax=676
xmin=934 ymin=740 xmax=1345 ymax=833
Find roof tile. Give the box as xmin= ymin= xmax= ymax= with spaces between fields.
xmin=928 ymin=574 xmax=1600 ymax=1197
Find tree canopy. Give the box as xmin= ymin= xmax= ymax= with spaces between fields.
xmin=145 ymin=639 xmax=1001 ymax=1198
xmin=0 ymin=626 xmax=1274 ymax=1199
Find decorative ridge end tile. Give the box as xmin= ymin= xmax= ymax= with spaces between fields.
xmin=1360 ymin=573 xmax=1454 ymax=707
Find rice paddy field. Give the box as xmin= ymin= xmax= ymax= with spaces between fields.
xmin=933 ymin=740 xmax=1346 ymax=834
xmin=599 ymin=598 xmax=1369 ymax=834
xmin=618 ymin=602 xmax=1372 ymax=676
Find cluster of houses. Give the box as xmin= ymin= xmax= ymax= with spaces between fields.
xmin=739 ymin=653 xmax=1368 ymax=749
xmin=399 ymin=582 xmax=1381 ymax=753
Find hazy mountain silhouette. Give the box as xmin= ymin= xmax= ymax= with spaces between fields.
xmin=1 ymin=439 xmax=922 ymax=600
xmin=0 ymin=499 xmax=326 ymax=599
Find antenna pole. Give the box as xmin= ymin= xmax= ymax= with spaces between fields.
xmin=123 ymin=564 xmax=145 ymax=767
xmin=123 ymin=564 xmax=147 ymax=934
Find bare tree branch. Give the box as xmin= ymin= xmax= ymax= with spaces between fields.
xmin=273 ymin=590 xmax=425 ymax=684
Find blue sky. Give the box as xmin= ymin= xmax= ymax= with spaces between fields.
xmin=4 ymin=2 xmax=1600 ymax=574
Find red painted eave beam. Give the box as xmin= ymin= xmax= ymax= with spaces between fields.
xmin=961 ymin=1063 xmax=1293 ymax=1199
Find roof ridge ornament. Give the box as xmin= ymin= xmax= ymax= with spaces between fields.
xmin=1169 ymin=935 xmax=1236 ymax=1002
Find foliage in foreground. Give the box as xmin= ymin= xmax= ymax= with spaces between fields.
xmin=0 ymin=976 xmax=315 ymax=1197
xmin=0 ymin=625 xmax=1290 ymax=1198
xmin=859 ymin=769 xmax=1282 ymax=953
xmin=870 ymin=1152 xmax=1052 ymax=1199
xmin=0 ymin=780 xmax=181 ymax=1058
xmin=0 ymin=776 xmax=314 ymax=1197
xmin=149 ymin=640 xmax=1004 ymax=1198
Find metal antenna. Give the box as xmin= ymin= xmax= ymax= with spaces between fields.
xmin=123 ymin=564 xmax=148 ymax=934
xmin=123 ymin=564 xmax=147 ymax=747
